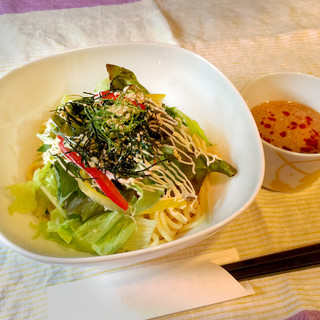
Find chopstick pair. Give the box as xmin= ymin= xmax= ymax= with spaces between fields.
xmin=222 ymin=243 xmax=320 ymax=281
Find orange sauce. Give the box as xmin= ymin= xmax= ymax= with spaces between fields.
xmin=251 ymin=100 xmax=320 ymax=153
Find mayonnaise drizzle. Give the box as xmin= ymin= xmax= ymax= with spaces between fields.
xmin=120 ymin=99 xmax=217 ymax=203
xmin=40 ymin=92 xmax=217 ymax=206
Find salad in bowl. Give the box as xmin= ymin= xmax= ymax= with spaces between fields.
xmin=8 ymin=64 xmax=237 ymax=256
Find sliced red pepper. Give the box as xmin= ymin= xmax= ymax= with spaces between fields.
xmin=57 ymin=135 xmax=128 ymax=211
xmin=97 ymin=90 xmax=145 ymax=110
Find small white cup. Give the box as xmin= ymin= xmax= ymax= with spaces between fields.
xmin=241 ymin=72 xmax=320 ymax=192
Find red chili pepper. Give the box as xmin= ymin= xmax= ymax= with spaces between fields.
xmin=57 ymin=135 xmax=128 ymax=211
xmin=97 ymin=90 xmax=145 ymax=110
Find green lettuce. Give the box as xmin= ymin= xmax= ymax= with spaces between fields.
xmin=94 ymin=77 xmax=110 ymax=92
xmin=75 ymin=211 xmax=123 ymax=244
xmin=121 ymin=217 xmax=156 ymax=251
xmin=53 ymin=161 xmax=79 ymax=205
xmin=92 ymin=215 xmax=136 ymax=255
xmin=46 ymin=209 xmax=81 ymax=244
xmin=7 ymin=181 xmax=38 ymax=215
xmin=164 ymin=151 xmax=237 ymax=194
xmin=33 ymin=162 xmax=57 ymax=196
xmin=129 ymin=180 xmax=165 ymax=215
xmin=165 ymin=106 xmax=212 ymax=147
xmin=65 ymin=192 xmax=104 ymax=222
xmin=107 ymin=64 xmax=150 ymax=95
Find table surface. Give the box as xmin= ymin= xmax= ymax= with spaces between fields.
xmin=1 ymin=1 xmax=320 ymax=319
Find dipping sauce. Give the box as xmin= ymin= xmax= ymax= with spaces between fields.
xmin=251 ymin=100 xmax=320 ymax=153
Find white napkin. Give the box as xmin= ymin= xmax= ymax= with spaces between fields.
xmin=47 ymin=249 xmax=254 ymax=320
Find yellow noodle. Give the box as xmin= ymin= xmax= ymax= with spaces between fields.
xmin=155 ymin=213 xmax=173 ymax=242
xmin=179 ymin=201 xmax=205 ymax=232
xmin=166 ymin=208 xmax=188 ymax=224
xmin=159 ymin=211 xmax=177 ymax=240
xmin=146 ymin=193 xmax=207 ymax=245
xmin=148 ymin=232 xmax=160 ymax=247
xmin=181 ymin=201 xmax=195 ymax=221
xmin=163 ymin=210 xmax=184 ymax=230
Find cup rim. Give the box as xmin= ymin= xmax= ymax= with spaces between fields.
xmin=241 ymin=71 xmax=320 ymax=94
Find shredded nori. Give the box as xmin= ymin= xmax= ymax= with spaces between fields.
xmin=53 ymin=89 xmax=166 ymax=179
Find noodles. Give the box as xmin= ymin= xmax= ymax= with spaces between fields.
xmin=143 ymin=198 xmax=205 ymax=244
xmin=142 ymin=172 xmax=210 ymax=245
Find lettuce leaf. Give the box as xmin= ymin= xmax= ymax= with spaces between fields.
xmin=164 ymin=106 xmax=212 ymax=146
xmin=75 ymin=211 xmax=123 ymax=244
xmin=65 ymin=192 xmax=104 ymax=222
xmin=46 ymin=208 xmax=79 ymax=244
xmin=121 ymin=217 xmax=156 ymax=251
xmin=7 ymin=181 xmax=38 ymax=214
xmin=94 ymin=77 xmax=110 ymax=92
xmin=164 ymin=152 xmax=237 ymax=193
xmin=107 ymin=64 xmax=150 ymax=95
xmin=36 ymin=218 xmax=96 ymax=254
xmin=130 ymin=180 xmax=165 ymax=215
xmin=33 ymin=162 xmax=57 ymax=196
xmin=33 ymin=187 xmax=51 ymax=217
xmin=92 ymin=215 xmax=136 ymax=255
xmin=53 ymin=161 xmax=79 ymax=205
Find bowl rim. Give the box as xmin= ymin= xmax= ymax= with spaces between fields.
xmin=241 ymin=71 xmax=320 ymax=158
xmin=0 ymin=42 xmax=265 ymax=265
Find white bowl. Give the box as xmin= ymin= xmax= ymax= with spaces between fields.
xmin=241 ymin=72 xmax=320 ymax=192
xmin=0 ymin=43 xmax=264 ymax=266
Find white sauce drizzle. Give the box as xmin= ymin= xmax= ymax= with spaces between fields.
xmin=40 ymin=91 xmax=218 ymax=205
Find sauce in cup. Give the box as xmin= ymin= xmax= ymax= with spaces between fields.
xmin=251 ymin=100 xmax=320 ymax=154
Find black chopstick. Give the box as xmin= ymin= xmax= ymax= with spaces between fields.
xmin=221 ymin=243 xmax=320 ymax=281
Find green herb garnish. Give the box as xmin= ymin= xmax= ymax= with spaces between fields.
xmin=54 ymin=89 xmax=165 ymax=179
